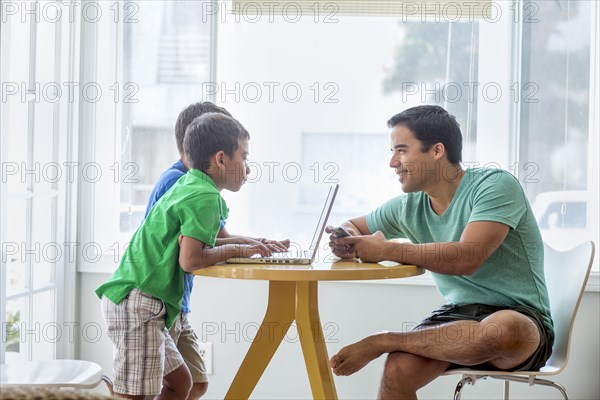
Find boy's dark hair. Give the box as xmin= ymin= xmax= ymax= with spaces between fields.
xmin=183 ymin=113 xmax=250 ymax=172
xmin=175 ymin=102 xmax=232 ymax=155
xmin=387 ymin=105 xmax=463 ymax=164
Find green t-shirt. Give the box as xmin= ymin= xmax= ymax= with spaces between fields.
xmin=96 ymin=169 xmax=228 ymax=329
xmin=366 ymin=168 xmax=552 ymax=330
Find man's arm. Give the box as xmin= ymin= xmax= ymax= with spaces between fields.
xmin=178 ymin=235 xmax=272 ymax=271
xmin=335 ymin=221 xmax=509 ymax=275
xmin=341 ymin=216 xmax=372 ymax=236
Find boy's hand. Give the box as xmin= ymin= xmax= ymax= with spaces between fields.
xmin=230 ymin=237 xmax=290 ymax=252
xmin=179 ymin=235 xmax=274 ymax=270
xmin=258 ymin=238 xmax=290 ymax=252
xmin=236 ymin=244 xmax=272 ymax=258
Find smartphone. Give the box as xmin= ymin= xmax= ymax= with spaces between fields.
xmin=331 ymin=226 xmax=351 ymax=238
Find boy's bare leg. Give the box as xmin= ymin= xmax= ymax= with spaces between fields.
xmin=379 ymin=353 xmax=450 ymax=400
xmin=187 ymin=382 xmax=208 ymax=399
xmin=156 ymin=364 xmax=192 ymax=400
xmin=330 ymin=310 xmax=540 ymax=376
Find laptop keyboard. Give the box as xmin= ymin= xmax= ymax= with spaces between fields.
xmin=265 ymin=250 xmax=310 ymax=259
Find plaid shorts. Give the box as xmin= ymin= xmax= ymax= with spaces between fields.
xmin=101 ymin=289 xmax=185 ymax=396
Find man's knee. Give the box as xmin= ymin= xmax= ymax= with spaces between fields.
xmin=481 ymin=310 xmax=540 ymax=351
xmin=383 ymin=353 xmax=420 ymax=385
xmin=382 ymin=352 xmax=448 ymax=393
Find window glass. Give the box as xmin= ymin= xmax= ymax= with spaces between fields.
xmin=112 ymin=1 xmax=597 ymax=265
xmin=519 ymin=0 xmax=593 ymax=251
xmin=5 ymin=297 xmax=29 ymax=363
xmin=118 ymin=1 xmax=214 ymax=232
xmin=216 ymin=15 xmax=481 ymax=250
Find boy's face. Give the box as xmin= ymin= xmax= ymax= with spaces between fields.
xmin=219 ymin=138 xmax=250 ymax=192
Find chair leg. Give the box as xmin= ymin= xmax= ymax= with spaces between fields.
xmin=452 ymin=374 xmax=569 ymax=400
xmin=102 ymin=375 xmax=114 ymax=396
xmin=491 ymin=375 xmax=569 ymax=400
xmin=453 ymin=376 xmax=476 ymax=400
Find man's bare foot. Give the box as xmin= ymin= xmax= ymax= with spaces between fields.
xmin=329 ymin=334 xmax=387 ymax=376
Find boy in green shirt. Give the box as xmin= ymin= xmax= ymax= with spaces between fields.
xmin=96 ymin=113 xmax=270 ymax=399
xmin=145 ymin=101 xmax=288 ymax=399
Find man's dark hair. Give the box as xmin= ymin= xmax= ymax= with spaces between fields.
xmin=183 ymin=113 xmax=250 ymax=172
xmin=387 ymin=105 xmax=463 ymax=164
xmin=175 ymin=102 xmax=232 ymax=155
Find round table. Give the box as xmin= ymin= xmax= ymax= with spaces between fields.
xmin=194 ymin=259 xmax=424 ymax=399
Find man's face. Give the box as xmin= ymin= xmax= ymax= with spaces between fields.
xmin=221 ymin=138 xmax=250 ymax=192
xmin=389 ymin=125 xmax=436 ymax=193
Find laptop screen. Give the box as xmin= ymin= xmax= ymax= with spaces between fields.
xmin=308 ymin=184 xmax=339 ymax=254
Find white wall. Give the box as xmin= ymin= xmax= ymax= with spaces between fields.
xmin=78 ymin=273 xmax=599 ymax=399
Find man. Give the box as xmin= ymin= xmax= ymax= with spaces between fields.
xmin=327 ymin=105 xmax=553 ymax=400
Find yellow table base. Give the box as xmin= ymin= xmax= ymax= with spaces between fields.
xmin=195 ymin=259 xmax=424 ymax=398
xmin=225 ymin=281 xmax=337 ymax=400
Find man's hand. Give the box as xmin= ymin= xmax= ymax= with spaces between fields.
xmin=326 ymin=225 xmax=360 ymax=259
xmin=334 ymin=231 xmax=389 ymax=263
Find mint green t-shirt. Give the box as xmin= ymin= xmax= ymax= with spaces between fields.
xmin=366 ymin=168 xmax=552 ymax=330
xmin=96 ymin=169 xmax=228 ymax=329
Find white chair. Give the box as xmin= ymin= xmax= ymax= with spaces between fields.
xmin=442 ymin=241 xmax=595 ymax=400
xmin=0 ymin=359 xmax=113 ymax=395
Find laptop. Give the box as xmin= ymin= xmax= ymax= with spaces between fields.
xmin=227 ymin=184 xmax=339 ymax=265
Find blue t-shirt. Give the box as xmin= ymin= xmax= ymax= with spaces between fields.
xmin=144 ymin=160 xmax=187 ymax=218
xmin=144 ymin=160 xmax=199 ymax=314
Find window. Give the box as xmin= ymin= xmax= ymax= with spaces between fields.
xmin=518 ymin=0 xmax=597 ymax=254
xmin=1 ymin=3 xmax=79 ymax=362
xmin=216 ymin=14 xmax=485 ymax=256
xmin=81 ymin=1 xmax=598 ymax=279
xmin=119 ymin=1 xmax=215 ymax=233
xmin=78 ymin=1 xmax=216 ymax=270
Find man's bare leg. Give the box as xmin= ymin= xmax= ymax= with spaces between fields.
xmin=379 ymin=353 xmax=450 ymax=400
xmin=330 ymin=310 xmax=540 ymax=376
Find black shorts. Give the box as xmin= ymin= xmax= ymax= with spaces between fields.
xmin=415 ymin=303 xmax=554 ymax=372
